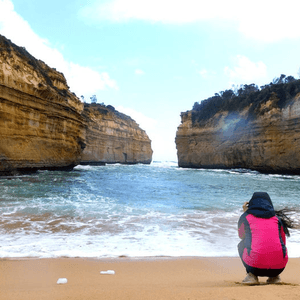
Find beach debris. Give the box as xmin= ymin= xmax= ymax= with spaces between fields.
xmin=57 ymin=278 xmax=68 ymax=284
xmin=100 ymin=270 xmax=115 ymax=275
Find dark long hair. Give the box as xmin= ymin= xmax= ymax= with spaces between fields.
xmin=275 ymin=208 xmax=299 ymax=237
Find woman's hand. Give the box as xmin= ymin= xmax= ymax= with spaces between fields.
xmin=243 ymin=202 xmax=249 ymax=212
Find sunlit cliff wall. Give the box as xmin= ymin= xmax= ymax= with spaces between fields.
xmin=176 ymin=92 xmax=300 ymax=174
xmin=0 ymin=34 xmax=86 ymax=175
xmin=81 ymin=104 xmax=153 ymax=165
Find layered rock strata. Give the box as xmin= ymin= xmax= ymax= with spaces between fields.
xmin=81 ymin=104 xmax=152 ymax=165
xmin=176 ymin=93 xmax=300 ymax=174
xmin=0 ymin=34 xmax=86 ymax=175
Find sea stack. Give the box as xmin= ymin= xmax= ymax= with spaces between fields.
xmin=176 ymin=79 xmax=300 ymax=174
xmin=0 ymin=34 xmax=86 ymax=175
xmin=81 ymin=103 xmax=153 ymax=165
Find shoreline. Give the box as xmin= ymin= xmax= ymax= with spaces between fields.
xmin=0 ymin=256 xmax=299 ymax=300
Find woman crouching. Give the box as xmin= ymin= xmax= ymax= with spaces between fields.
xmin=238 ymin=192 xmax=296 ymax=285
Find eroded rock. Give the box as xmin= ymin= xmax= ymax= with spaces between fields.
xmin=176 ymin=92 xmax=300 ymax=174
xmin=81 ymin=104 xmax=152 ymax=165
xmin=0 ymin=34 xmax=86 ymax=175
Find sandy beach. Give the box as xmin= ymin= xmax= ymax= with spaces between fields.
xmin=0 ymin=257 xmax=299 ymax=300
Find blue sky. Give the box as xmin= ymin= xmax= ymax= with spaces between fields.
xmin=1 ymin=0 xmax=300 ymax=161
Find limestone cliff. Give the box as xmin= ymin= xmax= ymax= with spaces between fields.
xmin=81 ymin=103 xmax=152 ymax=164
xmin=0 ymin=34 xmax=86 ymax=175
xmin=176 ymin=82 xmax=300 ymax=174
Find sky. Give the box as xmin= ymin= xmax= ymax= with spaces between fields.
xmin=1 ymin=0 xmax=300 ymax=161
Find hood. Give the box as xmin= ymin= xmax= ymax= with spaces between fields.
xmin=247 ymin=192 xmax=276 ymax=219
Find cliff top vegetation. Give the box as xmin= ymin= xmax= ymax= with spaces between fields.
xmin=83 ymin=103 xmax=135 ymax=123
xmin=190 ymin=75 xmax=300 ymax=125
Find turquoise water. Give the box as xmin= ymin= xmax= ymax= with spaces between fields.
xmin=0 ymin=162 xmax=299 ymax=258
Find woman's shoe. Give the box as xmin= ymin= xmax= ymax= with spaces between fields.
xmin=267 ymin=275 xmax=281 ymax=284
xmin=242 ymin=273 xmax=259 ymax=285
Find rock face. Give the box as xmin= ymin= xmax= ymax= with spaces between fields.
xmin=81 ymin=104 xmax=153 ymax=165
xmin=176 ymin=92 xmax=300 ymax=174
xmin=0 ymin=34 xmax=86 ymax=175
xmin=0 ymin=34 xmax=153 ymax=175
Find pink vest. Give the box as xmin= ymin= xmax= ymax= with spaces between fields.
xmin=239 ymin=214 xmax=288 ymax=269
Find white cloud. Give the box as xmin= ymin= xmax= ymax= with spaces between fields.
xmin=236 ymin=1 xmax=300 ymax=42
xmin=0 ymin=0 xmax=117 ymax=98
xmin=0 ymin=0 xmax=50 ymax=50
xmin=67 ymin=65 xmax=118 ymax=97
xmin=198 ymin=69 xmax=208 ymax=78
xmin=198 ymin=68 xmax=216 ymax=79
xmin=79 ymin=0 xmax=300 ymax=42
xmin=224 ymin=55 xmax=267 ymax=84
xmin=135 ymin=69 xmax=145 ymax=75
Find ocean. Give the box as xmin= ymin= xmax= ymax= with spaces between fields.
xmin=0 ymin=161 xmax=299 ymax=258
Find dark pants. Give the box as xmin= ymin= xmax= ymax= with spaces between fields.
xmin=238 ymin=240 xmax=285 ymax=277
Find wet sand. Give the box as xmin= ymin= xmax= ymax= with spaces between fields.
xmin=0 ymin=257 xmax=299 ymax=300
